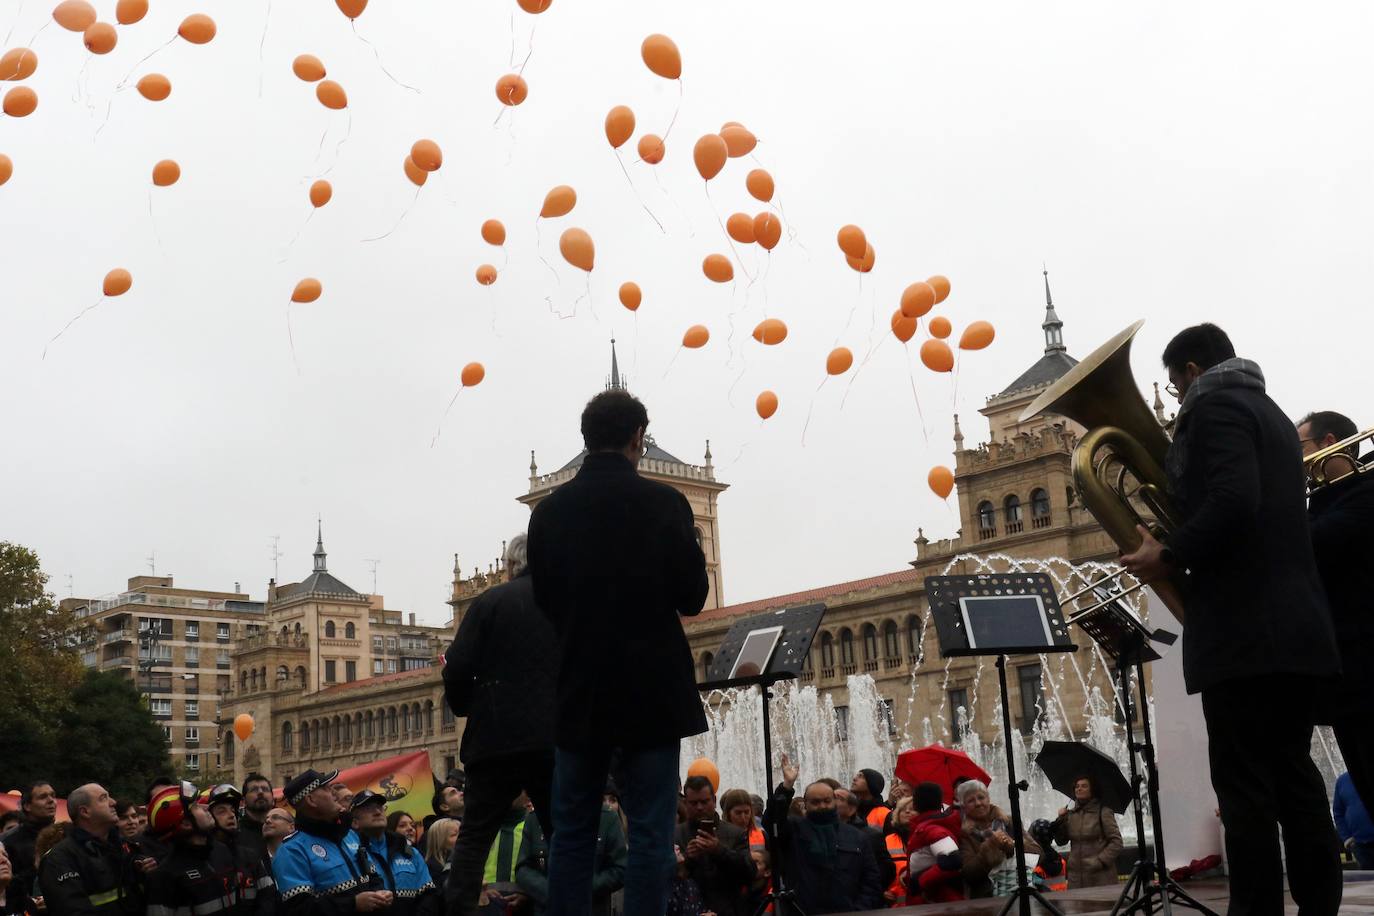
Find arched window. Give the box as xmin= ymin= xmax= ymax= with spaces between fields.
xmin=401 ymin=705 xmax=411 ymax=734
xmin=839 ymin=628 xmax=855 ymax=666
xmin=883 ymin=620 xmax=900 ymax=659
xmin=861 ymin=624 xmax=878 ymax=661
xmin=388 ymin=707 xmax=398 ymax=736
xmin=365 ymin=711 xmax=374 ymax=739
xmin=424 ymin=700 xmax=434 ymax=733
xmin=299 ymin=721 xmax=309 ymax=749
xmin=276 ymin=665 xmax=288 ymax=682
xmin=240 ymin=671 xmax=248 ymax=691
xmin=345 ymin=622 xmax=356 ymax=639
xmin=442 ymin=702 xmax=455 ymax=728
xmin=282 ymin=721 xmax=293 ymax=752
xmin=324 ymin=620 xmax=336 ymax=638
xmin=334 ymin=716 xmax=343 ymax=745
xmin=260 ymin=667 xmax=267 ymax=687
xmin=224 ymin=732 xmax=235 ymax=764
xmin=694 ymin=527 xmax=704 ymax=547
xmin=280 ymin=625 xmax=288 ymax=637
xmin=1004 ymin=495 xmax=1023 ymax=533
xmin=699 ymin=651 xmax=714 ymax=681
xmin=1031 ymin=488 xmax=1051 ymax=528
xmin=906 ymin=615 xmax=922 ymax=658
xmin=251 ymin=669 xmax=259 ymax=690
xmin=294 ymin=622 xmax=301 ymax=635
xmin=977 ymin=501 xmax=996 ymax=539
xmin=820 ymin=632 xmax=835 ymax=669
xmin=296 ymin=666 xmax=307 ymax=686
xmin=355 ymin=713 xmax=364 ymax=740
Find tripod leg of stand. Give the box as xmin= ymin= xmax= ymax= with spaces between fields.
xmin=997 ymin=885 xmax=1066 ymax=916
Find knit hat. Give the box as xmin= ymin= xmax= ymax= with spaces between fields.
xmin=914 ymin=781 xmax=944 ymax=813
xmin=858 ymin=768 xmax=886 ymax=799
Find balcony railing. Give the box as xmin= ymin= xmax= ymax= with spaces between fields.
xmin=1005 ymin=520 xmax=1024 ymax=535
xmin=101 ymin=655 xmax=134 ymax=670
xmin=862 ymin=659 xmax=879 ymax=673
xmin=1032 ymin=514 xmax=1052 ymax=529
xmin=841 ymin=663 xmax=858 ymax=676
xmin=103 ymin=628 xmax=133 ymax=644
xmin=978 ymin=527 xmax=997 ymax=541
xmin=883 ymin=657 xmax=903 ymax=671
xmin=821 ymin=666 xmax=836 ymax=680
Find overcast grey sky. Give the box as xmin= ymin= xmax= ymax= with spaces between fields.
xmin=4 ymin=1 xmax=1371 ymax=624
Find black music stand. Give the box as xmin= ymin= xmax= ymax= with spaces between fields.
xmin=1068 ymin=595 xmax=1216 ymax=916
xmin=927 ymin=574 xmax=1077 ymax=916
xmin=699 ymin=603 xmax=825 ymax=916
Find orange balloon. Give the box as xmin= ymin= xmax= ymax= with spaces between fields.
xmin=826 ymin=347 xmax=854 ymax=376
xmin=846 ymin=243 xmax=876 ymax=273
xmin=641 ymin=33 xmax=681 ymax=80
xmin=559 ymin=227 xmax=594 ymax=272
xmin=336 ymin=0 xmax=367 ymax=18
xmin=411 ymin=139 xmax=442 ymax=172
xmin=720 ymin=120 xmax=744 ymax=131
xmin=726 ymin=212 xmax=756 ymax=244
xmin=928 ymin=466 xmax=955 ymax=499
xmin=461 ymin=362 xmax=485 ymax=387
xmin=0 ymin=154 xmax=11 ymax=186
xmin=900 ymin=281 xmax=936 ymax=319
xmin=309 ymin=179 xmax=332 ymax=208
xmin=177 ymin=14 xmax=216 ymax=44
xmin=0 ymin=48 xmax=37 ymax=81
xmin=928 ymin=275 xmax=951 ymax=304
xmin=753 ymin=212 xmax=781 ymax=251
xmin=136 ymin=73 xmax=171 ymax=101
xmin=517 ymin=0 xmax=552 ymax=10
xmin=540 ymin=185 xmax=576 ymax=218
xmin=291 ymin=278 xmax=322 ymax=303
xmin=721 ymin=125 xmax=756 ymax=158
xmin=890 ymin=310 xmax=917 ymax=343
xmin=151 ymin=159 xmax=180 ymax=187
xmin=83 ymin=21 xmax=116 ymax=54
xmin=481 ymin=219 xmax=506 ymax=246
xmin=619 ymin=281 xmax=641 ymax=312
xmin=233 ymin=713 xmax=255 ymax=742
xmin=605 ymin=105 xmax=635 ymax=149
xmin=959 ymin=320 xmax=996 ymax=351
xmin=52 ymin=0 xmax=96 ymax=31
xmin=637 ymin=134 xmax=665 ymax=164
xmin=3 ymin=86 xmax=36 ymax=117
xmin=837 ymin=224 xmax=867 ymax=260
xmin=292 ymin=54 xmax=325 ymax=82
xmin=495 ymin=73 xmax=528 ymax=106
xmin=115 ymin=0 xmax=147 ymax=25
xmin=403 ymin=156 xmax=427 ymax=186
xmin=316 ymin=80 xmax=347 ymax=110
xmin=102 ymin=268 xmax=132 ymax=297
xmin=745 ymin=169 xmax=774 ymax=203
xmin=475 ymin=264 xmax=497 ymax=286
xmin=928 ymin=316 xmax=952 ymax=339
xmin=682 ymin=325 xmax=709 ymax=349
xmin=702 ymin=254 xmax=733 ymax=283
xmin=756 ymin=390 xmax=778 ymax=420
xmin=693 ymin=134 xmax=727 ymax=181
xmin=751 ymin=318 xmax=787 ymax=345
xmin=920 ymin=338 xmax=954 ymax=373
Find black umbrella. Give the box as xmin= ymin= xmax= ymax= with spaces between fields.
xmin=1034 ymin=740 xmax=1134 ymax=813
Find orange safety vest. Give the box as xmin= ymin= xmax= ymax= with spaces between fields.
xmin=1034 ymin=863 xmax=1068 ymax=892
xmin=866 ymin=805 xmax=892 ymax=831
xmin=884 ymin=831 xmax=909 ymax=906
xmin=748 ymin=826 xmax=767 ymax=851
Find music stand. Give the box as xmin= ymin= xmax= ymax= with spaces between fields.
xmin=927 ymin=574 xmax=1077 ymax=916
xmin=1067 ymin=595 xmax=1216 ymax=916
xmin=699 ymin=603 xmax=825 ymax=916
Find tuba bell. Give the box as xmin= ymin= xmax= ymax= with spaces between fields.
xmin=1019 ymin=320 xmax=1189 ymax=623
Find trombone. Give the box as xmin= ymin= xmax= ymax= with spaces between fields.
xmin=1305 ymin=427 xmax=1373 ymax=495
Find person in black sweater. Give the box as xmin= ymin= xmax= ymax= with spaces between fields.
xmin=0 ymin=781 xmax=58 ymax=914
xmin=1123 ymin=323 xmax=1342 ymax=916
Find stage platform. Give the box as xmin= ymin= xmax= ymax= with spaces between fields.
xmin=850 ymin=873 xmax=1374 ymax=915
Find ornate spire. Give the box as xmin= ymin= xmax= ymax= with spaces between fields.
xmin=1152 ymin=382 xmax=1167 ymax=425
xmin=952 ymin=413 xmax=964 ymax=450
xmin=704 ymin=439 xmax=713 ymax=475
xmin=528 ymin=450 xmax=538 ymax=486
xmin=1042 ymin=265 xmax=1065 ymax=354
xmin=313 ymin=520 xmax=328 ymax=573
xmin=606 ymin=338 xmax=625 ymax=391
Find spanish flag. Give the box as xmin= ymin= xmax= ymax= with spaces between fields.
xmin=336 ymin=750 xmax=436 ymax=822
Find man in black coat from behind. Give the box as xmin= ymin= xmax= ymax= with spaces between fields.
xmin=1123 ymin=323 xmax=1342 ymax=916
xmin=1299 ymin=410 xmax=1374 ymax=816
xmin=442 ymin=533 xmax=557 ymax=916
xmin=527 ymin=388 xmax=710 ymax=916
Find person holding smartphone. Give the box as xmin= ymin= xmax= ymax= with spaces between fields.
xmin=672 ymin=776 xmax=755 ymax=916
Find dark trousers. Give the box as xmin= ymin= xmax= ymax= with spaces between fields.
xmin=1201 ymin=676 xmax=1342 ymax=916
xmin=1332 ymin=713 xmax=1374 ymax=826
xmin=446 ymin=750 xmax=554 ymax=916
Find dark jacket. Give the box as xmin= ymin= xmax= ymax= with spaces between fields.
xmin=236 ymin=816 xmax=269 ymax=871
xmin=1 ymin=816 xmax=55 ymax=908
xmin=442 ymin=573 xmax=557 ymax=764
xmin=516 ymin=808 xmax=625 ymax=915
xmin=673 ymin=820 xmax=755 ymax=916
xmin=146 ymin=838 xmax=265 ymax=916
xmin=36 ymin=827 xmax=144 ymax=916
xmin=1164 ymin=386 xmax=1340 ymax=693
xmin=844 ymin=816 xmax=896 ymax=900
xmin=762 ymin=787 xmax=883 ymax=914
xmin=527 ymin=451 xmax=710 ymax=750
xmin=1308 ymin=469 xmax=1374 ymax=718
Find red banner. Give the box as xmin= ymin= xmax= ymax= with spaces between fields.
xmin=333 ymin=750 xmax=436 ymax=822
xmin=0 ymin=793 xmax=69 ymax=821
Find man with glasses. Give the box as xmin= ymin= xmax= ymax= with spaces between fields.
xmin=261 ymin=810 xmax=296 ymax=860
xmin=238 ymin=774 xmax=276 ymax=865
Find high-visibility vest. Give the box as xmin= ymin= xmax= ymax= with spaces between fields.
xmin=866 ymin=805 xmax=892 ymax=831
xmin=748 ymin=826 xmax=766 ymax=852
xmin=1033 ymin=863 xmax=1068 ymax=892
xmin=885 ymin=831 xmax=909 ymax=905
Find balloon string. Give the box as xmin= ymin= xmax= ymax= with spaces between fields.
xmin=718 ymin=441 xmax=749 ymax=473
xmin=43 ymin=296 xmax=105 ymax=360
xmin=430 ymin=388 xmax=463 ymax=448
xmin=516 ymin=21 xmax=536 ymax=76
xmin=258 ymin=0 xmax=272 ymax=99
xmin=489 ymin=286 xmax=501 ymax=337
xmin=286 ymin=302 xmax=300 ymax=375
xmin=3 ymin=0 xmax=26 ymax=47
xmin=613 ymin=150 xmax=665 ymax=234
xmin=661 ymin=345 xmax=683 ymax=380
xmin=800 ymin=376 xmax=827 ymax=446
xmin=534 ymin=219 xmax=561 ymax=289
xmin=904 ymin=344 xmax=931 ymax=446
xmin=632 ymin=311 xmax=640 ymax=379
xmin=661 ymin=78 xmax=683 ymax=144
xmin=508 ymin=13 xmax=517 ymax=66
xmin=704 ymin=183 xmax=755 ymax=282
xmin=148 ymin=190 xmax=164 ymax=251
xmin=726 ymin=364 xmax=747 ymax=408
xmin=835 ymin=273 xmax=862 ymax=346
xmin=840 ymin=330 xmax=887 ymax=410
xmin=651 ymin=167 xmax=692 ymax=236
xmin=92 ymin=88 xmax=123 ymax=143
xmin=320 ymin=111 xmax=353 ymax=177
xmin=23 ymin=19 xmax=49 ymax=50
xmin=351 ymin=20 xmax=420 ymax=93
xmin=277 ymin=209 xmax=315 ymax=262
xmin=361 ymin=185 xmax=422 ymax=242
xmin=71 ymin=55 xmax=92 ymax=104
xmin=118 ymin=36 xmax=175 ymax=90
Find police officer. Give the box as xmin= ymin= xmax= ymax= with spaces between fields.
xmin=145 ymin=783 xmax=261 ymax=916
xmin=344 ymin=793 xmax=435 ymax=916
xmin=272 ymin=771 xmax=392 ymax=916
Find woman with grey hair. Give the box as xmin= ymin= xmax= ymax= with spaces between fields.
xmin=954 ymin=779 xmax=1026 ymax=898
xmin=505 ymin=533 xmax=528 ymax=578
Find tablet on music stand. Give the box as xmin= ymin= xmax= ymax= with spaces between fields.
xmin=729 ymin=625 xmax=784 ymax=678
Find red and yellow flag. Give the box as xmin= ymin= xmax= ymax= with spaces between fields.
xmin=335 ymin=750 xmax=435 ymax=822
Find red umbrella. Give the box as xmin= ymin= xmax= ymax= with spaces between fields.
xmin=895 ymin=745 xmax=992 ymax=801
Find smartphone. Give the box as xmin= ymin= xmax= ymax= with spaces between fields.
xmin=697 ymin=816 xmax=717 ymax=836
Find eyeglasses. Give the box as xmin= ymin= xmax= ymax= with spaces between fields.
xmin=1164 ymin=382 xmax=1180 ymax=399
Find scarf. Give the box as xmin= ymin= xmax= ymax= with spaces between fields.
xmin=802 ymin=809 xmax=839 ymax=864
xmin=1167 ymin=357 xmax=1266 ymax=484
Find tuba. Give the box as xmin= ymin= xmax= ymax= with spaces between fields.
xmin=1019 ymin=320 xmax=1189 ymax=623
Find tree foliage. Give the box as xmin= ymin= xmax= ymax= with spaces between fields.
xmin=52 ymin=670 xmax=172 ymax=799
